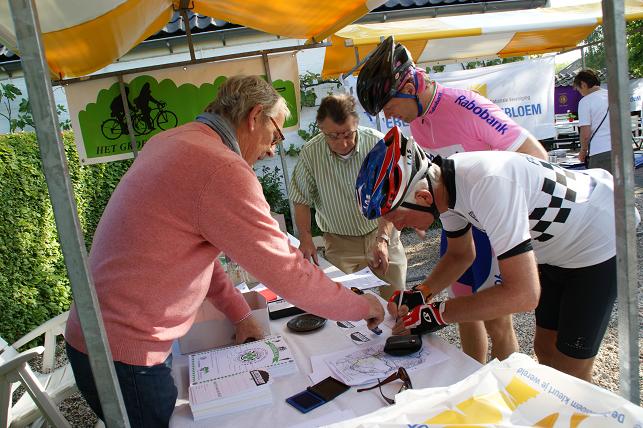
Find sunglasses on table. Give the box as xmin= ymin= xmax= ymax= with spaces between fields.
xmin=356 ymin=367 xmax=412 ymax=405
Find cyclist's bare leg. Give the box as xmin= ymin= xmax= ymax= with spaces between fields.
xmin=458 ymin=321 xmax=488 ymax=363
xmin=484 ymin=315 xmax=518 ymax=360
xmin=534 ymin=326 xmax=594 ymax=382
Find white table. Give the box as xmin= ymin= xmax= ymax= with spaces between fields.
xmin=170 ymin=240 xmax=482 ymax=427
xmin=170 ymin=316 xmax=481 ymax=427
xmin=554 ymin=120 xmax=579 ymax=137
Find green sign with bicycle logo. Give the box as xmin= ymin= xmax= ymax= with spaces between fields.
xmin=77 ymin=75 xmax=297 ymax=161
xmin=66 ymin=54 xmax=301 ymax=164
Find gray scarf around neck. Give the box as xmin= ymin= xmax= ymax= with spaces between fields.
xmin=196 ymin=112 xmax=241 ymax=155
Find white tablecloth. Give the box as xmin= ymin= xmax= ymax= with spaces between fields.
xmin=170 ymin=319 xmax=481 ymax=427
xmin=170 ymin=240 xmax=482 ymax=427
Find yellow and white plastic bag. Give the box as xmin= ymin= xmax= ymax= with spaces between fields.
xmin=327 ymin=353 xmax=642 ymax=427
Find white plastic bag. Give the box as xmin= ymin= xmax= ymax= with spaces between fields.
xmin=326 ymin=353 xmax=642 ymax=427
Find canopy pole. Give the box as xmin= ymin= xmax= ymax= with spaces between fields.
xmin=262 ymin=52 xmax=297 ymax=235
xmin=601 ymin=0 xmax=639 ymax=403
xmin=178 ymin=0 xmax=196 ymax=62
xmin=118 ymin=75 xmax=138 ymax=158
xmin=8 ymin=0 xmax=130 ymax=426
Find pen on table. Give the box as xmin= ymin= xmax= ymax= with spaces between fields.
xmin=350 ymin=287 xmax=383 ymax=335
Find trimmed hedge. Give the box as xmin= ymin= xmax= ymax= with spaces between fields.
xmin=0 ymin=132 xmax=132 ymax=343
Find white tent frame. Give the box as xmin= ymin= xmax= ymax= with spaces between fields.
xmin=7 ymin=1 xmax=639 ymax=427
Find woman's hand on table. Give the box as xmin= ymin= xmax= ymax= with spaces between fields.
xmin=362 ymin=293 xmax=385 ymax=330
xmin=233 ymin=314 xmax=264 ymax=344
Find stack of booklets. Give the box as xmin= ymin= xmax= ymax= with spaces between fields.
xmin=188 ymin=370 xmax=272 ymax=420
xmin=187 ymin=335 xmax=297 ymax=420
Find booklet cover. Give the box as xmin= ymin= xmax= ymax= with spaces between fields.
xmin=188 ymin=335 xmax=296 ymax=385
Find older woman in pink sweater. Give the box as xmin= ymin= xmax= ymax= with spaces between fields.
xmin=65 ymin=75 xmax=384 ymax=427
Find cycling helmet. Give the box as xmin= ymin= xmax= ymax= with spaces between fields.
xmin=356 ymin=126 xmax=439 ymax=220
xmin=356 ymin=36 xmax=415 ymax=116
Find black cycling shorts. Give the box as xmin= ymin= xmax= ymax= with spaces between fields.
xmin=535 ymin=256 xmax=616 ymax=359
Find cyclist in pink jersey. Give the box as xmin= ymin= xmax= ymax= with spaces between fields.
xmin=357 ymin=36 xmax=547 ymax=363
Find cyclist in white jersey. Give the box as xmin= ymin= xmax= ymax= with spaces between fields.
xmin=355 ymin=127 xmax=638 ymax=382
xmin=356 ymin=36 xmax=547 ymax=363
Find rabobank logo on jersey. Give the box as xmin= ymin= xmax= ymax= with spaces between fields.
xmin=454 ymin=95 xmax=508 ymax=135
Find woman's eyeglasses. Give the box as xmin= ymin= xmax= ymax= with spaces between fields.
xmin=356 ymin=367 xmax=412 ymax=405
xmin=269 ymin=116 xmax=285 ymax=146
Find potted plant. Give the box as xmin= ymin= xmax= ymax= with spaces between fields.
xmin=566 ymin=110 xmax=576 ymax=122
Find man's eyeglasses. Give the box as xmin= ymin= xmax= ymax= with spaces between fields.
xmin=269 ymin=116 xmax=285 ymax=146
xmin=323 ymin=129 xmax=357 ymax=141
xmin=356 ymin=367 xmax=412 ymax=405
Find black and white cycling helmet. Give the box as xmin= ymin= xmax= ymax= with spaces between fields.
xmin=356 ymin=36 xmax=415 ymax=116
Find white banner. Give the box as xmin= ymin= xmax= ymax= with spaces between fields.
xmin=630 ymin=78 xmax=643 ymax=113
xmin=344 ymin=57 xmax=555 ymax=141
xmin=65 ymin=53 xmax=300 ymax=165
xmin=429 ymin=57 xmax=555 ymax=140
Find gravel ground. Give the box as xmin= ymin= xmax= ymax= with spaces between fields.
xmin=21 ymin=168 xmax=643 ymax=427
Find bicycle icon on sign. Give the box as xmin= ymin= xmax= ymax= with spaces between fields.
xmin=101 ymin=102 xmax=178 ymax=140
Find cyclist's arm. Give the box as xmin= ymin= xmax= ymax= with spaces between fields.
xmin=516 ymin=134 xmax=547 ymax=160
xmin=441 ymin=250 xmax=539 ymax=323
xmin=417 ymin=227 xmax=476 ymax=300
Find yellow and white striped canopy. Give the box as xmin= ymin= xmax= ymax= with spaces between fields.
xmin=0 ymin=0 xmax=386 ymax=78
xmin=322 ymin=0 xmax=643 ymax=78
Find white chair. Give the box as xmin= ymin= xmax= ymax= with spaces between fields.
xmin=1 ymin=311 xmax=75 ymax=427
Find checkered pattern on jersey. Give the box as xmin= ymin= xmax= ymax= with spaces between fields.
xmin=528 ymin=160 xmax=580 ymax=242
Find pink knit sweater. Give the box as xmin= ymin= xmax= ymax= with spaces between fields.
xmin=65 ymin=122 xmax=370 ymax=366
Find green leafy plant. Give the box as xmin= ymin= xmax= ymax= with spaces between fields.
xmin=297 ymin=121 xmax=320 ymax=142
xmin=0 ymin=83 xmax=22 ymax=133
xmin=285 ymin=144 xmax=301 ymax=157
xmin=0 ymin=83 xmax=70 ymax=133
xmin=0 ymin=131 xmax=132 ymax=343
xmin=463 ymin=57 xmax=525 ymax=69
xmin=301 ymin=89 xmax=317 ymax=108
xmin=566 ymin=110 xmax=577 ymax=121
xmin=299 ymin=72 xmax=340 ymax=108
xmin=255 ymin=165 xmax=293 ymax=232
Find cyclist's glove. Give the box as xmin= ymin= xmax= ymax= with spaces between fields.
xmin=388 ymin=285 xmax=427 ymax=311
xmin=401 ymin=301 xmax=447 ymax=335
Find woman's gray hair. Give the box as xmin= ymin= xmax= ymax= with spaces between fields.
xmin=404 ymin=164 xmax=439 ymax=204
xmin=204 ymin=75 xmax=290 ymax=126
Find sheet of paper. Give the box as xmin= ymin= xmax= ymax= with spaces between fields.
xmin=287 ymin=233 xmax=300 ymax=247
xmin=331 ymin=267 xmax=388 ymax=290
xmin=333 ymin=319 xmax=392 ymax=345
xmin=287 ymin=409 xmax=356 ymax=428
xmin=309 ymin=353 xmax=336 ymax=385
xmin=322 ymin=340 xmax=449 ymax=386
xmin=235 ymin=282 xmax=250 ymax=293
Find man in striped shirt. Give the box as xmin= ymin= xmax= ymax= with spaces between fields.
xmin=290 ymin=94 xmax=407 ymax=299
